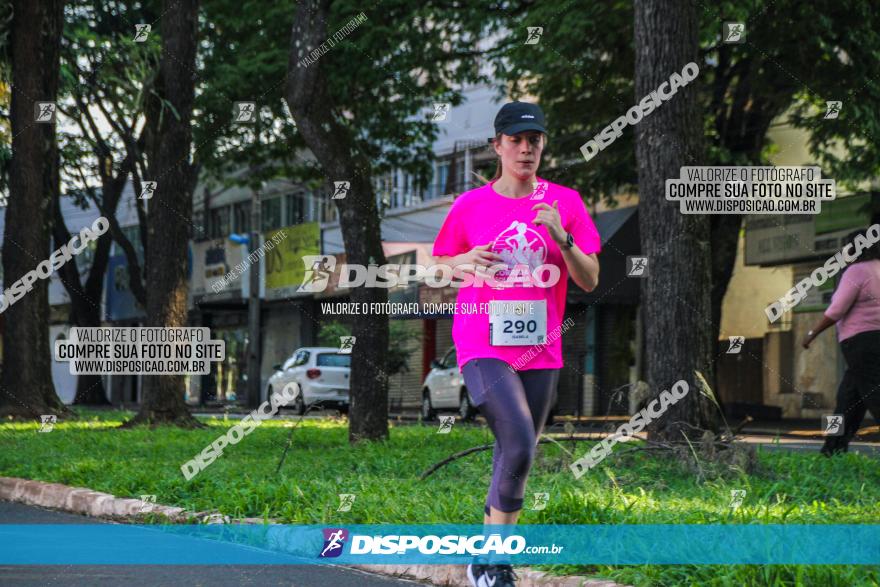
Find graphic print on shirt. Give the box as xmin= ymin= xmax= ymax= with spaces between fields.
xmin=490 ymin=220 xmax=548 ymax=285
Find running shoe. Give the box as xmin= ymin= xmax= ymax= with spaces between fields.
xmin=478 ymin=563 xmax=519 ymax=586
xmin=820 ymin=436 xmax=848 ymax=457
xmin=466 ymin=555 xmax=490 ymax=587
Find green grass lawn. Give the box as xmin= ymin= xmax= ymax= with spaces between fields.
xmin=1 ymin=409 xmax=878 ymax=586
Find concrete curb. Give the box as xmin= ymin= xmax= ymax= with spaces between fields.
xmin=346 ymin=564 xmax=627 ymax=586
xmin=0 ymin=476 xmax=183 ymax=521
xmin=0 ymin=476 xmax=629 ymax=587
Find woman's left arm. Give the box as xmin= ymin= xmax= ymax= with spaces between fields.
xmin=532 ymin=200 xmax=600 ymax=292
xmin=560 ymin=247 xmax=600 ymax=292
xmin=803 ymin=265 xmax=864 ymax=348
xmin=802 ymin=315 xmax=836 ymax=349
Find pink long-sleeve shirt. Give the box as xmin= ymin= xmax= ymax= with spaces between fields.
xmin=824 ymin=259 xmax=880 ymax=342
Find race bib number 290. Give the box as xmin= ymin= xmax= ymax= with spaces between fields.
xmin=488 ymin=300 xmax=547 ymax=346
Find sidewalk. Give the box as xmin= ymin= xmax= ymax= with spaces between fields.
xmin=0 ymin=500 xmax=420 ymax=587
xmin=0 ymin=477 xmax=627 ymax=587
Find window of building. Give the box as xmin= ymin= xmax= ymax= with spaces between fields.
xmin=434 ymin=161 xmax=449 ymax=197
xmin=262 ymin=197 xmax=282 ymax=231
xmin=232 ymin=201 xmax=250 ymax=233
xmin=285 ymin=192 xmax=305 ymax=225
xmin=307 ymin=193 xmax=318 ymax=222
xmin=413 ymin=170 xmax=430 ymax=203
xmin=374 ymin=173 xmax=393 ymax=212
xmin=322 ymin=198 xmax=338 ymax=223
xmin=403 ymin=172 xmax=415 ymax=207
xmin=454 ymin=157 xmax=466 ymax=193
xmin=192 ymin=209 xmax=207 ymax=241
xmin=210 ymin=206 xmax=230 ymax=238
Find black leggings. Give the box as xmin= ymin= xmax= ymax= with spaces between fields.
xmin=826 ymin=330 xmax=880 ymax=447
xmin=461 ymin=358 xmax=559 ymax=514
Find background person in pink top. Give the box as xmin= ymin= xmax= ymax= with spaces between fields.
xmin=802 ymin=227 xmax=880 ymax=456
xmin=432 ymin=101 xmax=601 ymax=587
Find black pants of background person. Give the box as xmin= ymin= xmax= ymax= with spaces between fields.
xmin=822 ymin=330 xmax=880 ymax=455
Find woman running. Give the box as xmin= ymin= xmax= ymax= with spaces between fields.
xmin=432 ymin=101 xmax=602 ymax=587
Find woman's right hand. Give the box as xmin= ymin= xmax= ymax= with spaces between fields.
xmin=434 ymin=244 xmax=505 ymax=282
xmin=456 ymin=243 xmax=504 ymax=274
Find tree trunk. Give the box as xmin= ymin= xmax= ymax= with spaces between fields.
xmin=52 ymin=177 xmax=126 ymax=406
xmin=709 ymin=214 xmax=742 ymax=359
xmin=0 ymin=0 xmax=69 ymax=419
xmin=634 ymin=0 xmax=717 ymax=440
xmin=125 ymin=0 xmax=200 ymax=428
xmin=52 ymin=214 xmax=111 ymax=406
xmin=286 ymin=0 xmax=389 ymax=444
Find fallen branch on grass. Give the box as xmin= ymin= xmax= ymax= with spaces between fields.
xmin=418 ymin=433 xmax=659 ymax=480
xmin=421 ymin=374 xmax=759 ymax=480
xmin=419 ymin=426 xmax=758 ymax=480
xmin=275 ymin=404 xmax=324 ymax=475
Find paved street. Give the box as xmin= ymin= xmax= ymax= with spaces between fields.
xmin=0 ymin=501 xmax=423 ymax=587
xmin=733 ymin=434 xmax=880 ymax=455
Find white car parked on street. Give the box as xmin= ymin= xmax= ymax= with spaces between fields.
xmin=266 ymin=347 xmax=350 ymax=415
xmin=421 ymin=346 xmax=476 ymax=421
xmin=421 ymin=346 xmax=558 ymax=424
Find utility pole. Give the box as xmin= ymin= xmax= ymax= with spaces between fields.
xmin=247 ymin=186 xmax=261 ymax=409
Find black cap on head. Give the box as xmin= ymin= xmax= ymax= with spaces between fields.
xmin=489 ymin=101 xmax=547 ymax=142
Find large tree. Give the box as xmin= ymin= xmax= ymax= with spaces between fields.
xmin=286 ymin=1 xmax=390 ymax=443
xmin=285 ymin=1 xmax=486 ymax=442
xmin=0 ymin=0 xmax=68 ymax=419
xmin=633 ymin=0 xmax=716 ymax=439
xmin=125 ymin=0 xmax=201 ymax=427
xmin=487 ymin=0 xmax=880 ymax=391
xmin=54 ymin=0 xmax=158 ymax=404
xmin=54 ymin=0 xmax=308 ymax=414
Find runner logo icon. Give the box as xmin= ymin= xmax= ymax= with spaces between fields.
xmin=298 ymin=255 xmax=337 ymax=293
xmin=319 ymin=528 xmax=348 ymax=558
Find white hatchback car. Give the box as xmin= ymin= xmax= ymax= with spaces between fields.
xmin=267 ymin=347 xmax=350 ymax=415
xmin=421 ymin=346 xmax=558 ymax=425
xmin=420 ymin=346 xmax=476 ymax=421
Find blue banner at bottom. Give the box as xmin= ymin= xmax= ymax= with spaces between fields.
xmin=1 ymin=524 xmax=878 ymax=565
